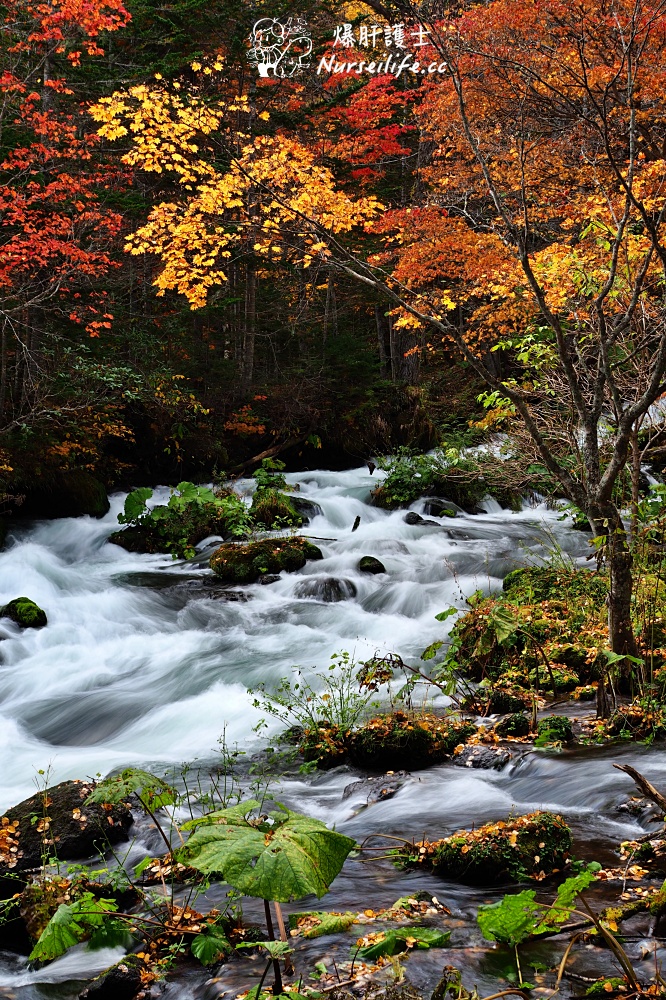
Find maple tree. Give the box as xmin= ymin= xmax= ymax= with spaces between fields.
xmin=315 ymin=0 xmax=666 ymax=667
xmin=0 ymin=0 xmax=130 ymax=438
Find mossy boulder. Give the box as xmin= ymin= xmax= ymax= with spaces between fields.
xmin=1 ymin=597 xmax=47 ymax=628
xmin=529 ymin=665 xmax=579 ymax=692
xmin=409 ymin=811 xmax=572 ymax=883
xmin=298 ymin=713 xmax=476 ymax=771
xmin=495 ymin=713 xmax=530 ymax=737
xmin=359 ymin=556 xmax=386 ymax=574
xmin=536 ymin=715 xmax=574 ymax=744
xmin=250 ymin=489 xmax=303 ymax=530
xmin=0 ymin=779 xmax=133 ymax=879
xmin=210 ymin=536 xmax=323 ymax=583
xmin=348 ymin=713 xmax=476 ymax=770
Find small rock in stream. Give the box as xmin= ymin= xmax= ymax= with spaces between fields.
xmin=403 ymin=512 xmax=441 ymax=527
xmin=359 ymin=555 xmax=386 ymax=574
xmin=342 ymin=770 xmax=411 ymax=804
xmin=452 ymin=745 xmax=512 ymax=770
xmin=79 ymin=955 xmax=145 ymax=1000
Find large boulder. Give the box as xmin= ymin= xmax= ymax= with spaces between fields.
xmin=290 ymin=496 xmax=323 ymax=523
xmin=210 ymin=536 xmax=323 ymax=584
xmin=0 ymin=779 xmax=133 ymax=879
xmin=1 ymin=597 xmax=47 ymax=628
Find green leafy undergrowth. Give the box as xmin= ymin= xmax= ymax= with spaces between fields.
xmin=250 ymin=489 xmax=302 ymax=530
xmin=180 ymin=799 xmax=356 ymax=902
xmin=401 ymin=811 xmax=573 ymax=883
xmin=289 ymin=894 xmax=450 ymax=939
xmin=450 ymin=567 xmax=609 ymax=687
xmin=29 ymin=892 xmax=124 ymax=961
xmin=110 ymin=482 xmax=251 ymax=558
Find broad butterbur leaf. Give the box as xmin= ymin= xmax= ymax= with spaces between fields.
xmin=181 ymin=799 xmax=356 ymax=901
xmin=356 ymin=926 xmax=450 ymax=960
xmin=120 ymin=488 xmax=152 ymax=523
xmin=289 ymin=910 xmax=357 ymax=938
xmin=477 ymin=890 xmax=541 ymax=946
xmin=85 ymin=767 xmax=176 ymax=810
xmin=237 ymin=940 xmax=294 ymax=959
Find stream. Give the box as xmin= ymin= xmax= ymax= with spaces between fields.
xmin=1 ymin=464 xmax=664 ymax=998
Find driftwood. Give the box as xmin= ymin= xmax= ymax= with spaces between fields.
xmin=230 ymin=437 xmax=306 ymax=475
xmin=613 ymin=763 xmax=666 ymax=814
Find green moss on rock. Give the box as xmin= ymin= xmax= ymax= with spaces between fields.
xmin=348 ymin=713 xmax=476 ymax=770
xmin=536 ymin=715 xmax=574 ymax=744
xmin=1 ymin=597 xmax=47 ymax=628
xmin=210 ymin=536 xmax=323 ymax=583
xmin=407 ymin=811 xmax=572 ymax=883
xmin=494 ymin=713 xmax=530 ymax=737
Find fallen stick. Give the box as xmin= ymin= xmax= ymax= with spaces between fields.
xmin=613 ymin=763 xmax=666 ymax=814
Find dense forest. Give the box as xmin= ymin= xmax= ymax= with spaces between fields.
xmin=6 ymin=2 xmax=666 ymax=999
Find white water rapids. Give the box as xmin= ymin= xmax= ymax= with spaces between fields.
xmin=0 ymin=465 xmax=589 ymax=810
xmin=3 ymin=465 xmax=665 ymax=997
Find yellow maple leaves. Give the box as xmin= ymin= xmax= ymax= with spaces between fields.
xmin=91 ymin=82 xmax=381 ymax=309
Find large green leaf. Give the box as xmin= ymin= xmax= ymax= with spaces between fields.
xmin=120 ymin=487 xmax=153 ymax=523
xmin=29 ymin=895 xmax=118 ymax=962
xmin=29 ymin=904 xmax=85 ymax=961
xmin=477 ymin=890 xmax=541 ymax=946
xmin=85 ymin=767 xmax=176 ymax=809
xmin=181 ymin=800 xmax=356 ymax=902
xmin=356 ymin=926 xmax=450 ymax=960
xmin=191 ymin=927 xmax=232 ymax=965
xmin=237 ymin=940 xmax=294 ymax=958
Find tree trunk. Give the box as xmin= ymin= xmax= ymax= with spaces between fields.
xmin=608 ymin=530 xmax=638 ymax=658
xmin=242 ymin=263 xmax=256 ymax=392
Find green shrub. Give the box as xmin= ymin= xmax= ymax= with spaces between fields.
xmin=110 ymin=482 xmax=251 ymax=559
xmin=249 ymin=489 xmax=302 ymax=530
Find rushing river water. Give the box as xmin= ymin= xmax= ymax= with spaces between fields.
xmin=2 ymin=465 xmax=665 ymax=998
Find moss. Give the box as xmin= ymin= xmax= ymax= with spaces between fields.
xmin=529 ymin=665 xmax=580 ymax=692
xmin=1 ymin=597 xmax=47 ymax=628
xmin=348 ymin=713 xmax=476 ymax=770
xmin=494 ymin=713 xmax=530 ymax=737
xmin=249 ymin=489 xmax=303 ymax=530
xmin=406 ymin=811 xmax=572 ymax=883
xmin=536 ymin=715 xmax=573 ymax=744
xmin=210 ymin=536 xmax=323 ymax=583
xmin=298 ymin=712 xmax=476 ymax=770
xmin=110 ymin=492 xmax=239 ymax=557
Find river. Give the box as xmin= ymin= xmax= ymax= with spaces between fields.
xmin=1 ymin=465 xmax=663 ymax=998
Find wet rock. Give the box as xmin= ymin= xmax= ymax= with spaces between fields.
xmin=403 ymin=512 xmax=440 ymax=527
xmin=290 ymin=497 xmax=323 ymax=523
xmin=79 ymin=954 xmax=145 ymax=1000
xmin=0 ymin=779 xmax=133 ymax=878
xmin=1 ymin=597 xmax=47 ymax=628
xmin=294 ymin=577 xmax=357 ymax=602
xmin=452 ymin=745 xmax=512 ymax=770
xmin=494 ymin=713 xmax=530 ymax=737
xmin=342 ymin=770 xmax=410 ymax=803
xmin=210 ymin=536 xmax=323 ymax=584
xmin=257 ymin=574 xmax=280 ymax=585
xmin=359 ymin=556 xmax=385 ymax=574
xmin=616 ymin=796 xmax=664 ymax=825
xmin=422 ymin=497 xmax=460 ymax=518
xmin=347 ymin=713 xmax=476 ymax=771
